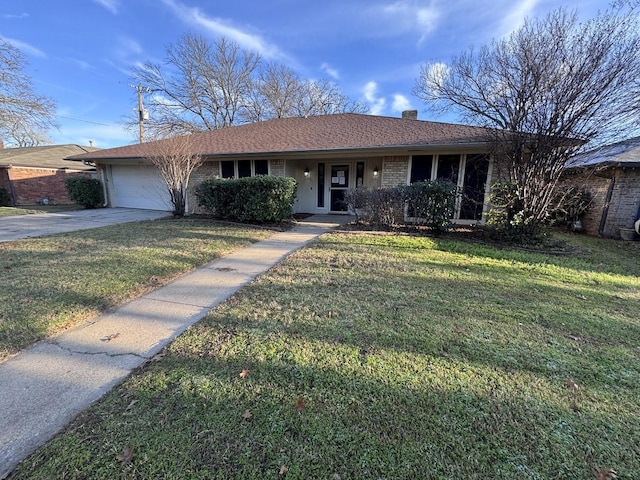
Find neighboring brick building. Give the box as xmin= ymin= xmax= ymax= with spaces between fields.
xmin=565 ymin=137 xmax=640 ymax=238
xmin=0 ymin=145 xmax=99 ymax=206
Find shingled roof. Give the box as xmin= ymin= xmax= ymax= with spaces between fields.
xmin=67 ymin=113 xmax=495 ymax=162
xmin=565 ymin=136 xmax=640 ymax=169
xmin=0 ymin=144 xmax=99 ymax=170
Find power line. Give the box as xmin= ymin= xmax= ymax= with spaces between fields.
xmin=56 ymin=115 xmax=114 ymax=127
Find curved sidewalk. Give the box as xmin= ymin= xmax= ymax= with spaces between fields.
xmin=0 ymin=215 xmax=348 ymax=479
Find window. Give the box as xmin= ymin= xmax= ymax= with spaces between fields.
xmin=237 ymin=160 xmax=251 ymax=178
xmin=317 ymin=162 xmax=325 ymax=208
xmin=221 ymin=161 xmax=235 ymax=179
xmin=459 ymin=154 xmax=489 ymax=220
xmin=255 ymin=160 xmax=269 ymax=175
xmin=410 ymin=155 xmax=433 ymax=183
xmin=409 ymin=153 xmax=491 ymax=222
xmin=219 ymin=160 xmax=269 ymax=178
xmin=436 ymin=154 xmax=460 ymax=183
xmin=356 ymin=162 xmax=364 ymax=187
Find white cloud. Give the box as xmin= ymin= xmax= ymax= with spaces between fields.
xmin=1 ymin=36 xmax=45 ymax=57
xmin=66 ymin=58 xmax=93 ymax=71
xmin=372 ymin=1 xmax=440 ymax=44
xmin=391 ymin=94 xmax=411 ymax=112
xmin=92 ymin=0 xmax=120 ymax=15
xmin=363 ymin=81 xmax=386 ymax=116
xmin=161 ymin=0 xmax=285 ymax=59
xmin=52 ymin=118 xmax=135 ymax=149
xmin=117 ymin=36 xmax=143 ymax=56
xmin=498 ymin=0 xmax=539 ymax=36
xmin=2 ymin=13 xmax=28 ymax=19
xmin=321 ymin=62 xmax=339 ymax=80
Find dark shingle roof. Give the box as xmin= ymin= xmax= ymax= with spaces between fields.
xmin=0 ymin=144 xmax=99 ymax=170
xmin=566 ymin=136 xmax=640 ymax=169
xmin=67 ymin=114 xmax=495 ymax=162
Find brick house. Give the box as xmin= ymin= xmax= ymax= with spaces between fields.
xmin=564 ymin=136 xmax=640 ymax=238
xmin=0 ymin=145 xmax=98 ymax=206
xmin=67 ymin=112 xmax=500 ymax=224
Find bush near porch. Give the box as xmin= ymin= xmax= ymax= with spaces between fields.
xmin=196 ymin=176 xmax=297 ymax=223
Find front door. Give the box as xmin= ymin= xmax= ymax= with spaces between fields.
xmin=330 ymin=164 xmax=350 ymax=212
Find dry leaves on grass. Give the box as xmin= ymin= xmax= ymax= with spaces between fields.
xmin=279 ymin=465 xmax=288 ymax=475
xmin=242 ymin=409 xmax=252 ymax=420
xmin=239 ymin=368 xmax=249 ymax=379
xmin=593 ymin=467 xmax=617 ymax=479
xmin=294 ymin=397 xmax=305 ymax=412
xmin=116 ymin=445 xmax=134 ymax=465
xmin=564 ymin=379 xmax=580 ymax=392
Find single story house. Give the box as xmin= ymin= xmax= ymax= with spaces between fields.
xmin=0 ymin=144 xmax=98 ymax=206
xmin=67 ymin=111 xmax=499 ymax=224
xmin=564 ymin=136 xmax=640 ymax=238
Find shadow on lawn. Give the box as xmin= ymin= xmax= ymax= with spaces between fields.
xmin=13 ymin=339 xmax=637 ymax=479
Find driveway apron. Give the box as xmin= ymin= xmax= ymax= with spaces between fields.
xmin=0 ymin=208 xmax=171 ymax=243
xmin=0 ymin=214 xmax=348 ymax=479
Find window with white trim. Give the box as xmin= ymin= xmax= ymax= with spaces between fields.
xmin=220 ymin=160 xmax=269 ymax=178
xmin=409 ymin=153 xmax=490 ymax=221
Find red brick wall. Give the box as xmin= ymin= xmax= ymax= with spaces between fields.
xmin=7 ymin=167 xmax=94 ymax=205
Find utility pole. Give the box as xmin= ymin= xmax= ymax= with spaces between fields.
xmin=130 ymin=84 xmax=150 ymax=143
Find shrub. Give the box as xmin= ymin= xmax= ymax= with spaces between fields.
xmin=344 ymin=187 xmax=405 ymax=229
xmin=485 ymin=181 xmax=539 ymax=242
xmin=196 ymin=175 xmax=297 ymax=223
xmin=404 ymin=179 xmax=457 ymax=233
xmin=547 ymin=185 xmax=593 ymax=227
xmin=0 ymin=187 xmax=11 ymax=206
xmin=65 ymin=177 xmax=103 ymax=208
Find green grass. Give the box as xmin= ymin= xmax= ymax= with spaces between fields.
xmin=0 ymin=219 xmax=275 ymax=360
xmin=0 ymin=205 xmax=82 ymax=216
xmin=9 ymin=232 xmax=640 ymax=479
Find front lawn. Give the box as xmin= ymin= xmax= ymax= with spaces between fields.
xmin=0 ymin=205 xmax=82 ymax=217
xmin=0 ymin=219 xmax=275 ymax=360
xmin=9 ymin=232 xmax=640 ymax=479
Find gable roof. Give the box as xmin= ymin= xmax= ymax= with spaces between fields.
xmin=67 ymin=113 xmax=495 ymax=162
xmin=566 ymin=136 xmax=640 ymax=169
xmin=0 ymin=144 xmax=99 ymax=170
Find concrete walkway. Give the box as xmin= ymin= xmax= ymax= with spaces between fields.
xmin=0 ymin=208 xmax=171 ymax=243
xmin=0 ymin=214 xmax=348 ymax=479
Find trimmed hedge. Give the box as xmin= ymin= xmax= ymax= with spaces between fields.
xmin=404 ymin=179 xmax=457 ymax=232
xmin=344 ymin=179 xmax=458 ymax=232
xmin=65 ymin=177 xmax=104 ymax=209
xmin=196 ymin=175 xmax=297 ymax=223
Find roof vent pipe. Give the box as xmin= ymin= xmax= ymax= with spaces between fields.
xmin=402 ymin=110 xmax=418 ymax=120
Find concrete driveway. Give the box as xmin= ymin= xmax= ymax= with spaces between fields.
xmin=0 ymin=208 xmax=171 ymax=243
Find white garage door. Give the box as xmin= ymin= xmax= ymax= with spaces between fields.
xmin=109 ymin=165 xmax=172 ymax=211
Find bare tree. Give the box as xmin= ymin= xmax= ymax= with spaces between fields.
xmin=130 ymin=35 xmax=366 ymax=133
xmin=242 ymin=62 xmax=303 ymax=122
xmin=0 ymin=39 xmax=57 ymax=146
xmin=294 ymin=78 xmax=367 ymax=117
xmin=144 ymin=134 xmax=203 ymax=217
xmin=414 ymin=4 xmax=640 ymax=235
xmin=131 ymin=34 xmax=261 ymax=137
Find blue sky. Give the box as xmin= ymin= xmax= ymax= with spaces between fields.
xmin=1 ymin=0 xmax=604 ymax=148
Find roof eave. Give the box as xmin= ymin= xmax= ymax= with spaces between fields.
xmin=72 ymin=141 xmax=493 ymax=164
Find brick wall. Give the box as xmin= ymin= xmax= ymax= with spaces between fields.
xmin=607 ymin=168 xmax=640 ymax=235
xmin=563 ymin=167 xmax=640 ymax=237
xmin=270 ymin=159 xmax=285 ymax=177
xmin=381 ymin=156 xmax=409 ymax=187
xmin=6 ymin=167 xmax=93 ymax=205
xmin=187 ymin=161 xmax=219 ymax=214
